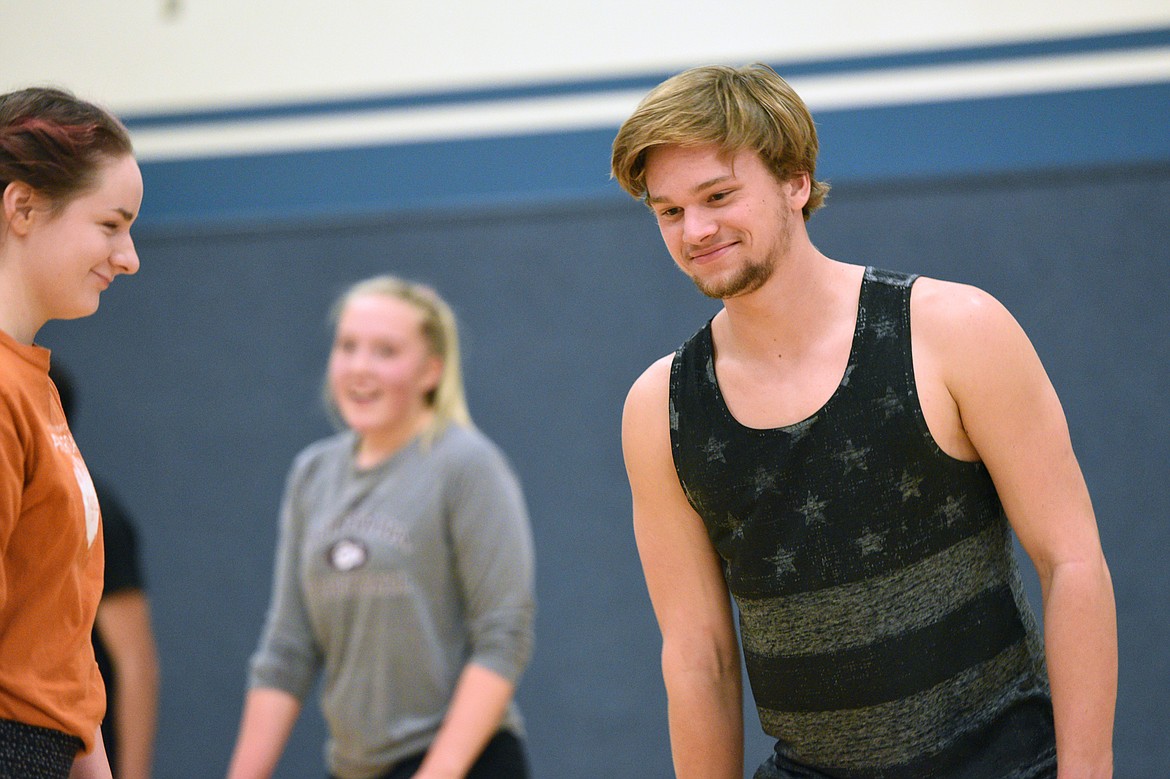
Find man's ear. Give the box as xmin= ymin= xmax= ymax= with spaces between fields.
xmin=3 ymin=180 xmax=38 ymax=237
xmin=788 ymin=171 xmax=811 ymax=211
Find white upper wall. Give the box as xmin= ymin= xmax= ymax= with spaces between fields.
xmin=2 ymin=0 xmax=1169 ymax=115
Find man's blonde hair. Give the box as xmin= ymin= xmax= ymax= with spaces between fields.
xmin=611 ymin=63 xmax=829 ymax=220
xmin=327 ymin=275 xmax=471 ymax=444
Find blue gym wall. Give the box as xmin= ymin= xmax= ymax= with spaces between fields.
xmin=26 ymin=25 xmax=1170 ymax=778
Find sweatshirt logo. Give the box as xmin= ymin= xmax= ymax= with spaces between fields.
xmin=327 ymin=538 xmax=369 ymax=572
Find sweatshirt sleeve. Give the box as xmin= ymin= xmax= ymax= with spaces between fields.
xmin=247 ymin=451 xmax=324 ymax=700
xmin=445 ymin=431 xmax=536 ymax=685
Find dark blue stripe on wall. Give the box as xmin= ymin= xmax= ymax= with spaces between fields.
xmin=139 ymin=128 xmax=623 ymax=230
xmin=136 ymin=81 xmax=1170 ymax=232
xmin=122 ymin=26 xmax=1170 ymax=129
xmin=815 ymin=82 xmax=1170 ymax=181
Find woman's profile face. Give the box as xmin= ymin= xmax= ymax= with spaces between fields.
xmin=17 ymin=153 xmax=142 ymax=326
xmin=327 ymin=293 xmax=442 ymax=446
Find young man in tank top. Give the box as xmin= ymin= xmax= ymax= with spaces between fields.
xmin=612 ymin=64 xmax=1116 ymax=779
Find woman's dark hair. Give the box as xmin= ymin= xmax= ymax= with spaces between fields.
xmin=0 ymin=87 xmax=134 ymax=211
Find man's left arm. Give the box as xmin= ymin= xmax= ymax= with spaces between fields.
xmin=929 ymin=282 xmax=1116 ymax=777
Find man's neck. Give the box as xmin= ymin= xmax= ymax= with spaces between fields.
xmin=716 ymin=250 xmax=859 ymax=364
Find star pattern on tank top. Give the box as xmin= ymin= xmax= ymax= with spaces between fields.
xmin=799 ymin=492 xmax=829 ymax=526
xmin=898 ymin=469 xmax=925 ymax=502
xmin=855 ymin=528 xmax=888 ymax=556
xmin=752 ymin=464 xmax=780 ymax=496
xmin=703 ymin=436 xmax=728 ymax=463
xmin=766 ymin=546 xmax=798 ymax=576
xmin=936 ymin=494 xmax=967 ymax=527
xmin=833 ymin=440 xmax=872 ymax=475
xmin=877 ymin=386 xmax=904 ymax=419
xmin=872 ymin=314 xmax=898 ymax=340
xmin=728 ymin=512 xmax=746 ymax=541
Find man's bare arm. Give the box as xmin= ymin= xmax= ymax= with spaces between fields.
xmin=623 ymin=356 xmax=744 ymax=779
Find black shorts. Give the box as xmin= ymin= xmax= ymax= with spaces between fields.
xmin=334 ymin=730 xmax=530 ymax=779
xmin=0 ymin=718 xmax=84 ymax=779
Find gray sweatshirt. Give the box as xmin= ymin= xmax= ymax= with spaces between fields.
xmin=248 ymin=424 xmax=535 ymax=779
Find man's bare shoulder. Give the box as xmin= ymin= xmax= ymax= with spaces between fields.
xmin=913 ymin=275 xmax=1005 ymax=315
xmin=911 ymin=275 xmax=1021 ymax=343
xmin=622 ymin=354 xmax=676 ymax=461
xmin=911 ymin=275 xmax=1042 ymax=401
xmin=624 ymin=353 xmax=674 ymax=414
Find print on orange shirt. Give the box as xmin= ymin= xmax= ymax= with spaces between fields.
xmin=50 ymin=421 xmax=100 ymax=547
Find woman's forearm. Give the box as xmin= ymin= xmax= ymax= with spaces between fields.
xmin=413 ymin=663 xmax=515 ymax=779
xmin=225 ymin=687 xmax=302 ymax=779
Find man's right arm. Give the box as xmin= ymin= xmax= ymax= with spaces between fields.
xmin=622 ymin=356 xmax=744 ymax=779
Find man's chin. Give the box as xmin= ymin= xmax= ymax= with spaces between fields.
xmin=691 ymin=265 xmax=773 ymax=300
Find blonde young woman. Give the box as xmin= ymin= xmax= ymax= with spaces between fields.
xmin=0 ymin=87 xmax=142 ymax=779
xmin=228 ymin=277 xmax=536 ymax=779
